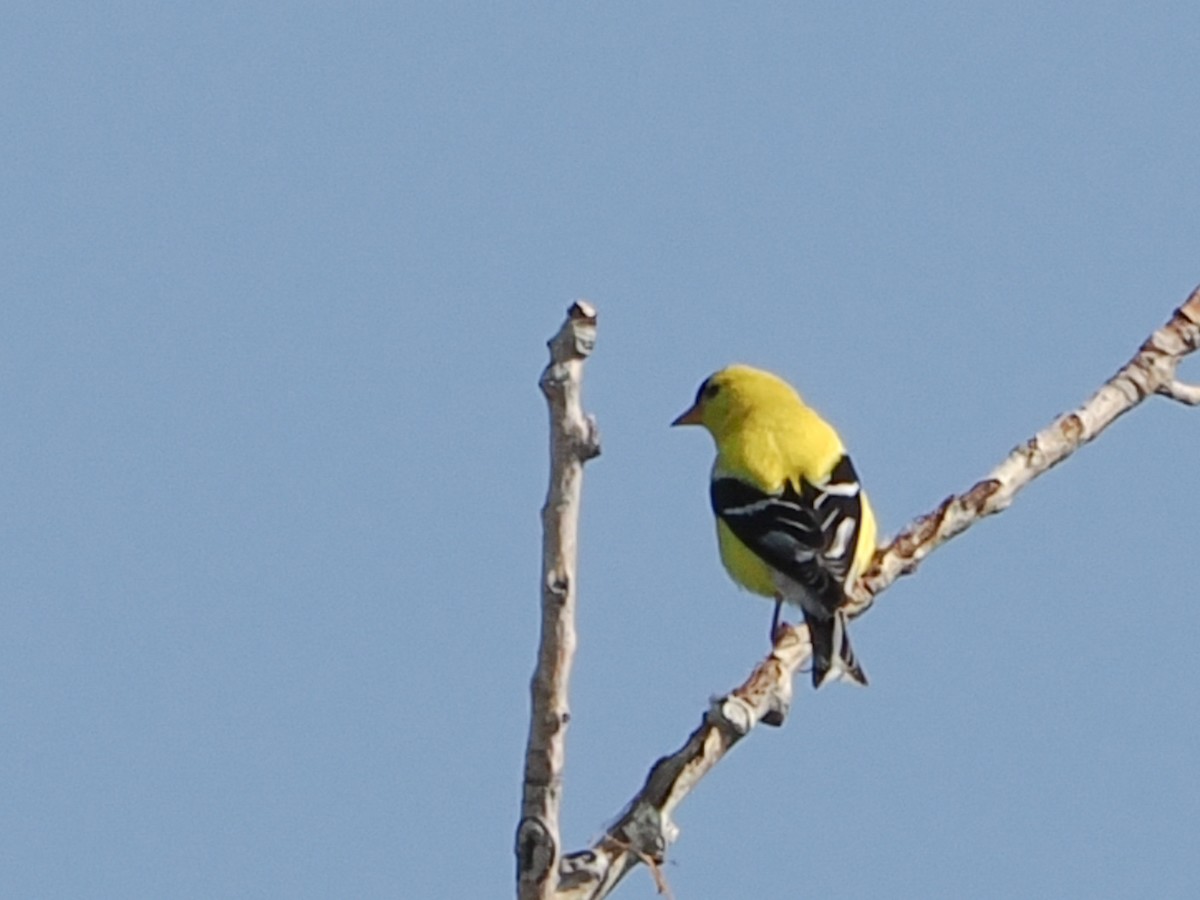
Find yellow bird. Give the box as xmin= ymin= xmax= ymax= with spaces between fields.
xmin=673 ymin=365 xmax=877 ymax=688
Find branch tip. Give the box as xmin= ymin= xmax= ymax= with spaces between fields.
xmin=1159 ymin=379 xmax=1200 ymax=405
xmin=543 ymin=301 xmax=598 ymax=366
xmin=568 ymin=299 xmax=597 ymax=323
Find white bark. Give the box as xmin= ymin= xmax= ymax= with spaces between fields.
xmin=517 ymin=302 xmax=601 ymax=900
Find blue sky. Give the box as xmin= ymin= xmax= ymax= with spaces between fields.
xmin=3 ymin=4 xmax=1199 ymax=898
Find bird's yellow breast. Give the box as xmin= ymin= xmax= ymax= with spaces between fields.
xmin=716 ymin=520 xmax=779 ymax=597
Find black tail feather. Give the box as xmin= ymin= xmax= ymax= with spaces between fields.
xmin=805 ymin=609 xmax=868 ymax=689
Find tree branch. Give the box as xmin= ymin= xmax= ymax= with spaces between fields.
xmin=517 ymin=301 xmax=601 ymax=900
xmin=549 ymin=286 xmax=1200 ymax=899
xmin=1158 ymin=378 xmax=1200 ymax=405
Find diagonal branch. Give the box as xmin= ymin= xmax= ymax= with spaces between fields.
xmin=550 ymin=286 xmax=1200 ymax=900
xmin=517 ymin=301 xmax=601 ymax=900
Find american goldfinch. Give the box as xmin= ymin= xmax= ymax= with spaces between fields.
xmin=672 ymin=365 xmax=877 ymax=689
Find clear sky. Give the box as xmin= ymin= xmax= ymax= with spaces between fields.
xmin=3 ymin=4 xmax=1199 ymax=899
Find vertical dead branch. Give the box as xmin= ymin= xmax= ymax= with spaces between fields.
xmin=517 ymin=302 xmax=601 ymax=900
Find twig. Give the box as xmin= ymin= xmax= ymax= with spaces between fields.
xmin=550 ymin=286 xmax=1200 ymax=899
xmin=516 ymin=302 xmax=601 ymax=900
xmin=1159 ymin=379 xmax=1200 ymax=405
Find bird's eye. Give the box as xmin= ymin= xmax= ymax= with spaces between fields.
xmin=693 ymin=378 xmax=720 ymax=407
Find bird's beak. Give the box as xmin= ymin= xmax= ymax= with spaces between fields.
xmin=671 ymin=403 xmax=703 ymax=427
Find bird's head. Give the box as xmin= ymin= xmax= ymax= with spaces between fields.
xmin=671 ymin=364 xmax=804 ymax=441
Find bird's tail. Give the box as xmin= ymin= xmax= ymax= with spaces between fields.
xmin=806 ymin=608 xmax=868 ymax=689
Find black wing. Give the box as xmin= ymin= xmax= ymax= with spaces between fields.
xmin=711 ymin=456 xmax=864 ymax=615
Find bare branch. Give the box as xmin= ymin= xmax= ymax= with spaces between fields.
xmin=517 ymin=301 xmax=601 ymax=900
xmin=552 ymin=286 xmax=1200 ymax=899
xmin=855 ymin=285 xmax=1200 ymax=605
xmin=1159 ymin=379 xmax=1200 ymax=405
